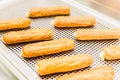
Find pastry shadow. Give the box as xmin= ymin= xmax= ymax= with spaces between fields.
xmin=3 ymin=39 xmax=53 ymax=47
xmin=103 ymin=59 xmax=120 ymax=62
xmin=28 ymin=14 xmax=70 ymax=19
xmin=54 ymin=26 xmax=94 ymax=30
xmin=75 ymin=39 xmax=119 ymax=43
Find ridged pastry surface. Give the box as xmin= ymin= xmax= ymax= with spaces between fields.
xmin=56 ymin=66 xmax=114 ymax=80
xmin=103 ymin=45 xmax=120 ymax=60
xmin=75 ymin=29 xmax=120 ymax=40
xmin=27 ymin=6 xmax=70 ymax=17
xmin=54 ymin=16 xmax=96 ymax=27
xmin=21 ymin=38 xmax=74 ymax=58
xmin=2 ymin=28 xmax=53 ymax=44
xmin=0 ymin=18 xmax=31 ymax=31
xmin=36 ymin=54 xmax=92 ymax=75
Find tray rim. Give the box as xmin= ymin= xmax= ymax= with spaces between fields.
xmin=0 ymin=41 xmax=41 ymax=80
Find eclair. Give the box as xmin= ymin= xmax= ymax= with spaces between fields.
xmin=36 ymin=54 xmax=92 ymax=76
xmin=100 ymin=45 xmax=120 ymax=61
xmin=52 ymin=16 xmax=96 ymax=27
xmin=26 ymin=6 xmax=70 ymax=18
xmin=21 ymin=38 xmax=74 ymax=58
xmin=0 ymin=18 xmax=31 ymax=31
xmin=1 ymin=28 xmax=53 ymax=44
xmin=74 ymin=29 xmax=120 ymax=40
xmin=56 ymin=66 xmax=114 ymax=80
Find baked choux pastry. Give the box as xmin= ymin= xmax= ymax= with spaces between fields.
xmin=56 ymin=66 xmax=114 ymax=80
xmin=0 ymin=18 xmax=31 ymax=31
xmin=1 ymin=28 xmax=53 ymax=44
xmin=21 ymin=38 xmax=74 ymax=58
xmin=52 ymin=16 xmax=96 ymax=27
xmin=100 ymin=45 xmax=120 ymax=61
xmin=26 ymin=6 xmax=70 ymax=18
xmin=36 ymin=54 xmax=92 ymax=76
xmin=74 ymin=29 xmax=120 ymax=40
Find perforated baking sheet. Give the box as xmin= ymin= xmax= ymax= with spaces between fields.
xmin=0 ymin=0 xmax=120 ymax=80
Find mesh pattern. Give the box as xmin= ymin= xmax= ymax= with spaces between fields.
xmin=0 ymin=0 xmax=120 ymax=80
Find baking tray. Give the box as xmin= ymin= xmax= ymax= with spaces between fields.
xmin=0 ymin=0 xmax=120 ymax=80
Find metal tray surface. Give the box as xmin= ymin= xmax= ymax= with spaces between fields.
xmin=0 ymin=0 xmax=120 ymax=80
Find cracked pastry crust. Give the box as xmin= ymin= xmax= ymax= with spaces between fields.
xmin=75 ymin=29 xmax=120 ymax=40
xmin=53 ymin=16 xmax=96 ymax=27
xmin=2 ymin=28 xmax=53 ymax=44
xmin=56 ymin=66 xmax=114 ymax=80
xmin=36 ymin=54 xmax=92 ymax=76
xmin=26 ymin=6 xmax=70 ymax=18
xmin=21 ymin=38 xmax=74 ymax=58
xmin=0 ymin=18 xmax=31 ymax=31
xmin=100 ymin=45 xmax=120 ymax=60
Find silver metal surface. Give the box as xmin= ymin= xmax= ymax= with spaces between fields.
xmin=76 ymin=0 xmax=120 ymax=21
xmin=0 ymin=0 xmax=120 ymax=80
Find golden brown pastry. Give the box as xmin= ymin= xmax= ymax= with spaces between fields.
xmin=0 ymin=18 xmax=31 ymax=31
xmin=52 ymin=16 xmax=96 ymax=27
xmin=1 ymin=28 xmax=53 ymax=44
xmin=26 ymin=6 xmax=70 ymax=18
xmin=36 ymin=54 xmax=92 ymax=76
xmin=21 ymin=38 xmax=74 ymax=58
xmin=56 ymin=66 xmax=114 ymax=80
xmin=100 ymin=45 xmax=120 ymax=61
xmin=74 ymin=29 xmax=120 ymax=40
